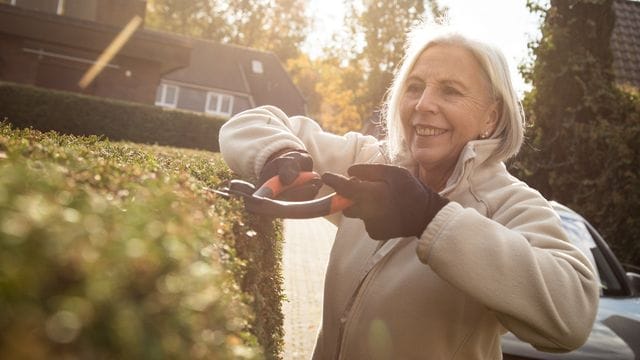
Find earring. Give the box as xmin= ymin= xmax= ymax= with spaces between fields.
xmin=479 ymin=131 xmax=489 ymax=139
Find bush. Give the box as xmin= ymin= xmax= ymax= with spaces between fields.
xmin=0 ymin=123 xmax=284 ymax=359
xmin=0 ymin=81 xmax=226 ymax=152
xmin=511 ymin=0 xmax=640 ymax=266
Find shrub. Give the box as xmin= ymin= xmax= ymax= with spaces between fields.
xmin=511 ymin=0 xmax=640 ymax=266
xmin=0 ymin=81 xmax=225 ymax=152
xmin=0 ymin=123 xmax=284 ymax=359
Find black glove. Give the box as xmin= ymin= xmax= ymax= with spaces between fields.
xmin=322 ymin=164 xmax=449 ymax=240
xmin=258 ymin=149 xmax=320 ymax=201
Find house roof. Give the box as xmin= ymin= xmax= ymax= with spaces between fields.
xmin=154 ymin=32 xmax=307 ymax=115
xmin=612 ymin=0 xmax=640 ymax=89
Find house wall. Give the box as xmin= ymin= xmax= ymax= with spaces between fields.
xmin=64 ymin=0 xmax=97 ymax=21
xmin=0 ymin=32 xmax=160 ymax=103
xmin=92 ymin=56 xmax=160 ymax=104
xmin=14 ymin=0 xmax=58 ymax=13
xmin=0 ymin=33 xmax=37 ymax=84
xmin=0 ymin=2 xmax=191 ymax=105
xmin=233 ymin=96 xmax=252 ymax=114
xmin=15 ymin=0 xmax=98 ymax=19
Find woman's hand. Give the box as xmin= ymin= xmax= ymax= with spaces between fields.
xmin=322 ymin=164 xmax=449 ymax=240
xmin=259 ymin=149 xmax=320 ymax=201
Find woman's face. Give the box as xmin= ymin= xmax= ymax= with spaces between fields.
xmin=400 ymin=44 xmax=498 ymax=174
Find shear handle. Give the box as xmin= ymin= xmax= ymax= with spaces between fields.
xmin=253 ymin=171 xmax=321 ymax=198
xmin=239 ymin=172 xmax=353 ymax=218
xmin=245 ymin=192 xmax=353 ymax=219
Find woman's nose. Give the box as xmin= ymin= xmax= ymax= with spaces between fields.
xmin=415 ymin=88 xmax=438 ymax=113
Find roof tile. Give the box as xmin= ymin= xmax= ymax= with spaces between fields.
xmin=612 ymin=0 xmax=640 ymax=88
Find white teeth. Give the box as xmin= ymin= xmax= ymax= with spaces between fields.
xmin=415 ymin=126 xmax=446 ymax=136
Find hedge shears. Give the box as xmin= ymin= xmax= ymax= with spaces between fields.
xmin=209 ymin=172 xmax=353 ymax=219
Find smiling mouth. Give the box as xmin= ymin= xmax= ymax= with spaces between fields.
xmin=415 ymin=125 xmax=447 ymax=137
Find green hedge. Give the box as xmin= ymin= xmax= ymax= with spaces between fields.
xmin=0 ymin=124 xmax=284 ymax=359
xmin=0 ymin=82 xmax=226 ymax=152
xmin=511 ymin=0 xmax=640 ymax=266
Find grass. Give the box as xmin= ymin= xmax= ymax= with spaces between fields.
xmin=0 ymin=123 xmax=284 ymax=359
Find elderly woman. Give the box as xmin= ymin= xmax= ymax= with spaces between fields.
xmin=219 ymin=25 xmax=599 ymax=359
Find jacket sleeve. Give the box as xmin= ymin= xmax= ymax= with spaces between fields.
xmin=416 ymin=185 xmax=599 ymax=353
xmin=219 ymin=105 xmax=380 ymax=180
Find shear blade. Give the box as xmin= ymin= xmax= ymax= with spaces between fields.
xmin=206 ymin=180 xmax=256 ymax=199
xmin=209 ymin=187 xmax=232 ymax=198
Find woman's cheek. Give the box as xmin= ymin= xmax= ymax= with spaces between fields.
xmin=399 ymin=105 xmax=413 ymax=139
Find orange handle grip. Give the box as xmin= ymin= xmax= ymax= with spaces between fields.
xmin=253 ymin=172 xmax=321 ymax=198
xmin=244 ymin=172 xmax=354 ymax=218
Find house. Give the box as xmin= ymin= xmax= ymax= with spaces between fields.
xmin=0 ymin=0 xmax=307 ymax=118
xmin=0 ymin=0 xmax=191 ymax=104
xmin=611 ymin=0 xmax=640 ymax=89
xmin=152 ymin=34 xmax=307 ymax=118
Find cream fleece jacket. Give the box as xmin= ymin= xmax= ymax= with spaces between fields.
xmin=219 ymin=105 xmax=600 ymax=360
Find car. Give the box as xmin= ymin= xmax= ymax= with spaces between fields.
xmin=501 ymin=201 xmax=640 ymax=359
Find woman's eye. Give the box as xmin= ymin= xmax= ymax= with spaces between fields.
xmin=442 ymin=86 xmax=461 ymax=96
xmin=407 ymin=83 xmax=424 ymax=94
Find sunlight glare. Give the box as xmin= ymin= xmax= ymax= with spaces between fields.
xmin=304 ymin=0 xmax=347 ymax=58
xmin=303 ymin=0 xmax=543 ymax=96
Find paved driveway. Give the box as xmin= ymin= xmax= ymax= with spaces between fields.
xmin=282 ymin=218 xmax=337 ymax=360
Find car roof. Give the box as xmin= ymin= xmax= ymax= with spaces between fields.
xmin=549 ymin=200 xmax=586 ymax=223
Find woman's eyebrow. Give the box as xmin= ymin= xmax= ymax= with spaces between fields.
xmin=406 ymin=75 xmax=424 ymax=83
xmin=406 ymin=75 xmax=469 ymax=91
xmin=440 ymin=78 xmax=469 ymax=91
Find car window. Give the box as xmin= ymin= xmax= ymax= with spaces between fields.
xmin=559 ymin=216 xmax=623 ymax=296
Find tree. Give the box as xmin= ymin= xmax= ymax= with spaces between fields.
xmin=287 ymin=54 xmax=362 ymax=134
xmin=145 ymin=0 xmax=229 ymax=41
xmin=234 ymin=0 xmax=309 ymax=62
xmin=286 ymin=0 xmax=447 ymax=134
xmin=145 ymin=0 xmax=309 ymax=63
xmin=344 ymin=0 xmax=447 ymax=121
xmin=512 ymin=0 xmax=640 ymax=265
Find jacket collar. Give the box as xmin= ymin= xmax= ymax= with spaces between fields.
xmin=399 ymin=139 xmax=502 ymax=195
xmin=442 ymin=139 xmax=501 ymax=195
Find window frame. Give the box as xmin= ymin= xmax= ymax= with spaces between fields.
xmin=56 ymin=0 xmax=65 ymax=15
xmin=205 ymin=91 xmax=234 ymax=117
xmin=155 ymin=83 xmax=179 ymax=108
xmin=11 ymin=0 xmax=64 ymax=12
xmin=251 ymin=60 xmax=264 ymax=74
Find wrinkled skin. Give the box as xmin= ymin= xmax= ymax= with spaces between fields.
xmin=400 ymin=44 xmax=499 ymax=191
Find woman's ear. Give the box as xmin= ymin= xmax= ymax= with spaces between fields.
xmin=485 ymin=98 xmax=501 ymax=135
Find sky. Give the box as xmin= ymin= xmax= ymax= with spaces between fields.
xmin=303 ymin=0 xmax=546 ymax=96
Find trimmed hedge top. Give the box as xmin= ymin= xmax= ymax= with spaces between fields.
xmin=0 ymin=123 xmax=284 ymax=359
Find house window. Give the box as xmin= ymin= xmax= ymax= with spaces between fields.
xmin=205 ymin=92 xmax=234 ymax=117
xmin=155 ymin=83 xmax=179 ymax=108
xmin=252 ymin=60 xmax=263 ymax=74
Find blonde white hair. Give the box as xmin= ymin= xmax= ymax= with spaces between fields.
xmin=383 ymin=23 xmax=525 ymax=164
